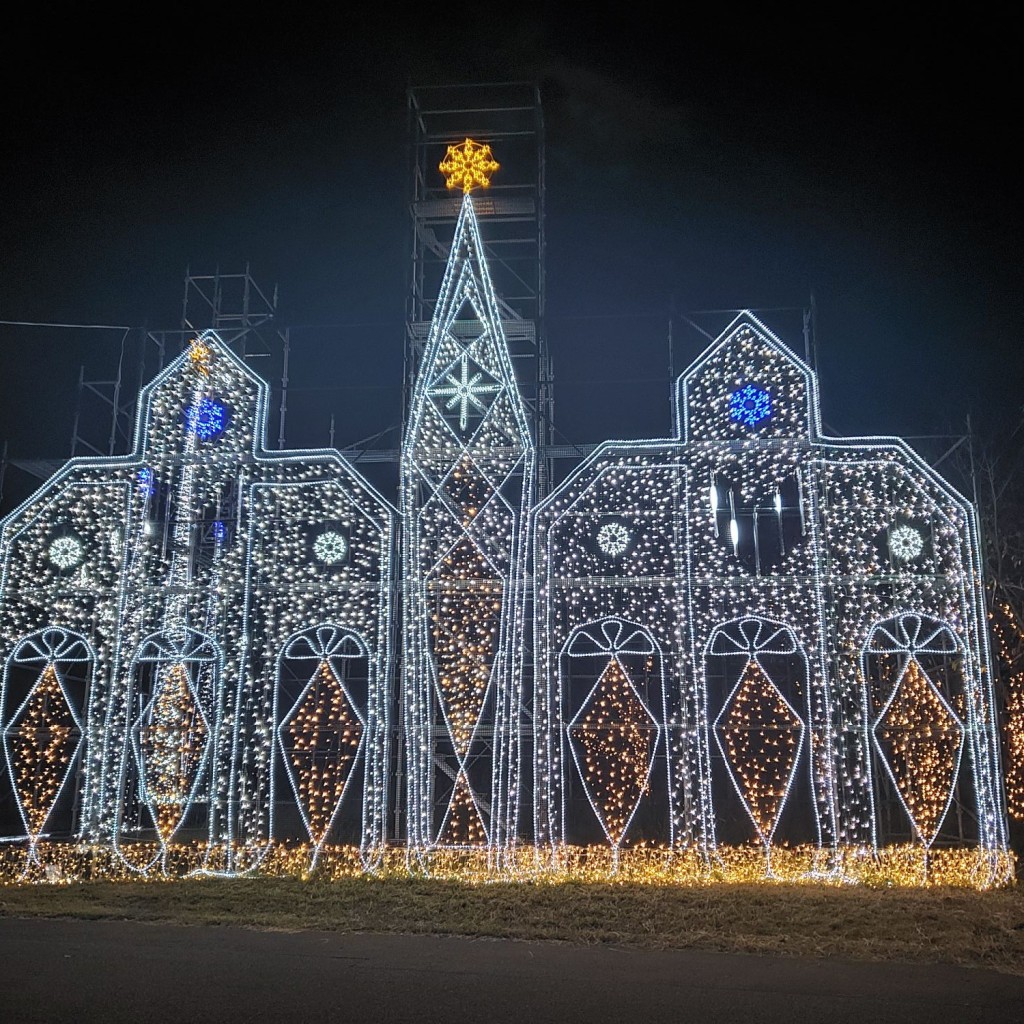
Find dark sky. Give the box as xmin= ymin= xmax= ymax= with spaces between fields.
xmin=1 ymin=10 xmax=1020 ymax=513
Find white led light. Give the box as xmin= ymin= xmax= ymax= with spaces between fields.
xmin=401 ymin=193 xmax=533 ymax=861
xmin=889 ymin=523 xmax=924 ymax=561
xmin=596 ymin=522 xmax=630 ymax=557
xmin=533 ymin=311 xmax=1009 ymax=886
xmin=0 ymin=330 xmax=394 ymax=879
xmin=0 ymin=217 xmax=1009 ymax=889
xmin=313 ymin=530 xmax=348 ymax=565
xmin=48 ymin=536 xmax=84 ymax=569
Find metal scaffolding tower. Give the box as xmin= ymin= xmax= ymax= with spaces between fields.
xmin=405 ymin=81 xmax=553 ymax=496
xmin=69 ymin=266 xmax=291 ymax=459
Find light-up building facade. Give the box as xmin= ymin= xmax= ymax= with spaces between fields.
xmin=534 ymin=314 xmax=1008 ymax=884
xmin=0 ymin=336 xmax=394 ymax=876
xmin=0 ymin=187 xmax=1011 ymax=886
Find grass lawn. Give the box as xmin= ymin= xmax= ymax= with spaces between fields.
xmin=2 ymin=875 xmax=1023 ymax=975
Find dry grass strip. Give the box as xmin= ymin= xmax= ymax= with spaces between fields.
xmin=2 ymin=877 xmax=1023 ymax=974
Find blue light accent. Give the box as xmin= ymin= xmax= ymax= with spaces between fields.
xmin=185 ymin=398 xmax=228 ymax=440
xmin=729 ymin=384 xmax=771 ymax=427
xmin=213 ymin=520 xmax=226 ymax=543
xmin=136 ymin=467 xmax=155 ymax=495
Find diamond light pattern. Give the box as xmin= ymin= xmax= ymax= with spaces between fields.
xmin=429 ymin=538 xmax=503 ymax=757
xmin=874 ymin=658 xmax=964 ymax=846
xmin=280 ymin=660 xmax=364 ymax=846
xmin=7 ymin=664 xmax=80 ymax=837
xmin=439 ymin=770 xmax=488 ymax=846
xmin=568 ymin=657 xmax=657 ymax=847
xmin=716 ymin=658 xmax=803 ymax=842
xmin=138 ymin=663 xmax=209 ymax=844
xmin=402 ymin=193 xmax=534 ymax=857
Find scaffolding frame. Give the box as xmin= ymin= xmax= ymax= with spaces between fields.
xmin=404 ymin=81 xmax=553 ymax=496
xmin=68 ymin=266 xmax=291 ymax=460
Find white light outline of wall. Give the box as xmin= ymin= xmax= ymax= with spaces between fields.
xmin=819 ymin=450 xmax=1007 ymax=867
xmin=0 ymin=330 xmax=395 ymax=876
xmin=533 ymin=447 xmax=691 ymax=854
xmin=533 ymin=310 xmax=1008 ymax=880
xmin=861 ymin=613 xmax=967 ymax=850
xmin=244 ymin=469 xmax=393 ymax=873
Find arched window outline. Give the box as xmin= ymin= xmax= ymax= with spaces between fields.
xmin=274 ymin=624 xmax=371 ymax=865
xmin=704 ymin=616 xmax=813 ymax=856
xmin=115 ymin=627 xmax=220 ymax=874
xmin=559 ymin=618 xmax=669 ymax=851
xmin=1 ymin=627 xmax=94 ymax=861
xmin=860 ymin=612 xmax=966 ymax=851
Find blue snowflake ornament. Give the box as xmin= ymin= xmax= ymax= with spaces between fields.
xmin=729 ymin=384 xmax=771 ymax=428
xmin=185 ymin=398 xmax=229 ymax=440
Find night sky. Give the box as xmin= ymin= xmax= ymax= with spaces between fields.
xmin=2 ymin=11 xmax=1019 ymax=514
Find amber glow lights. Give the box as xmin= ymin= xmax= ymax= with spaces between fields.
xmin=0 ymin=176 xmax=1013 ymax=890
xmin=438 ymin=138 xmax=500 ymax=194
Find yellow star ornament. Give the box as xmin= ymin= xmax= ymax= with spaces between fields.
xmin=439 ymin=138 xmax=499 ymax=193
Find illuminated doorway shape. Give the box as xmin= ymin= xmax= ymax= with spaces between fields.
xmin=862 ymin=614 xmax=965 ymax=849
xmin=706 ymin=617 xmax=809 ymax=855
xmin=119 ymin=629 xmax=218 ymax=874
xmin=562 ymin=619 xmax=665 ymax=850
xmin=276 ymin=626 xmax=369 ymax=865
xmin=1 ymin=628 xmax=92 ymax=870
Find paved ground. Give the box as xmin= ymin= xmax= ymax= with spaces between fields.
xmin=0 ymin=918 xmax=1022 ymax=1023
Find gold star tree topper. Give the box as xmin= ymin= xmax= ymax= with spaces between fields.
xmin=439 ymin=138 xmax=499 ymax=193
xmin=188 ymin=338 xmax=211 ymax=376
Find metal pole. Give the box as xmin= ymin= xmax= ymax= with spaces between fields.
xmin=278 ymin=328 xmax=290 ymax=449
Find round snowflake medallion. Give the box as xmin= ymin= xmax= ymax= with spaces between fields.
xmin=597 ymin=522 xmax=630 ymax=558
xmin=889 ymin=524 xmax=924 ymax=561
xmin=49 ymin=535 xmax=84 ymax=570
xmin=313 ymin=530 xmax=348 ymax=565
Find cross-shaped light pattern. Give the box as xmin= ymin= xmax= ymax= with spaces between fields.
xmin=429 ymin=353 xmax=502 ymax=431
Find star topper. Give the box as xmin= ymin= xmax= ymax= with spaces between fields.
xmin=188 ymin=338 xmax=211 ymax=377
xmin=439 ymin=138 xmax=500 ymax=193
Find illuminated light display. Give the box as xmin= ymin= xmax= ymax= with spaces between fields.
xmin=184 ymin=396 xmax=229 ymax=440
xmin=715 ymin=658 xmax=803 ymax=846
xmin=889 ymin=523 xmax=924 ymax=561
xmin=568 ymin=656 xmax=658 ymax=849
xmin=0 ymin=155 xmax=1012 ymax=889
xmin=401 ymin=189 xmax=533 ymax=862
xmin=438 ymin=138 xmax=500 ymax=194
xmin=535 ymin=312 xmax=1010 ymax=886
xmin=279 ymin=658 xmax=364 ymax=855
xmin=596 ymin=522 xmax=630 ymax=558
xmin=729 ymin=383 xmax=772 ymax=427
xmin=7 ymin=665 xmax=81 ymax=838
xmin=313 ymin=530 xmax=349 ymax=565
xmin=0 ymin=331 xmax=393 ymax=878
xmin=47 ymin=536 xmax=84 ymax=570
xmin=990 ymin=601 xmax=1024 ymax=819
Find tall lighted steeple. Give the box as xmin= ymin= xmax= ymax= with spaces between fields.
xmin=401 ymin=143 xmax=534 ymax=859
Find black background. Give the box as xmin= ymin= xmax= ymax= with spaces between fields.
xmin=2 ymin=9 xmax=1019 ymax=511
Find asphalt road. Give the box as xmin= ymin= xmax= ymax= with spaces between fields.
xmin=0 ymin=918 xmax=1021 ymax=1023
